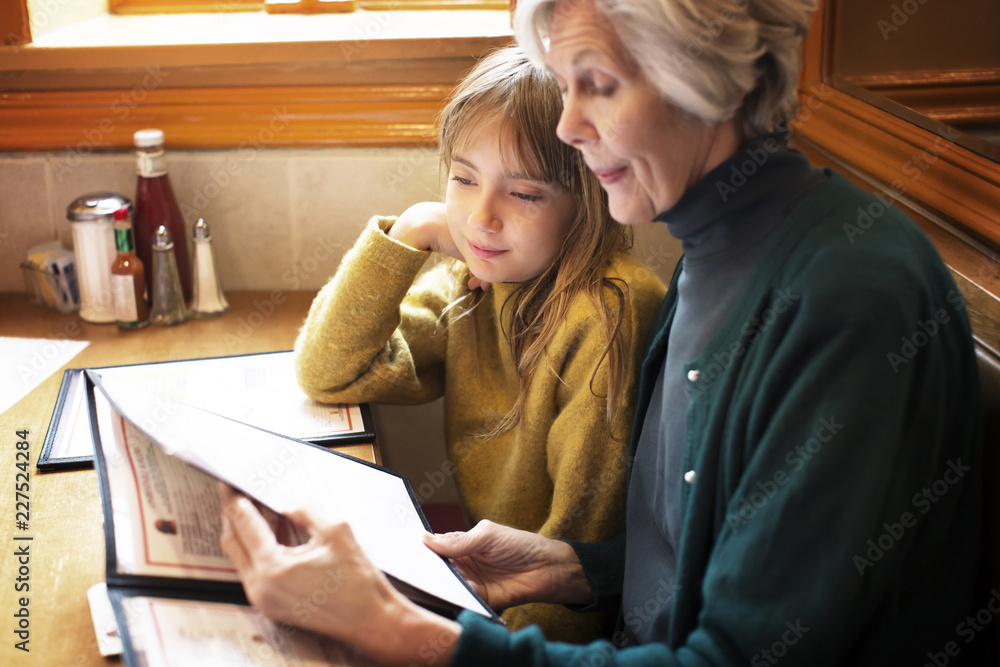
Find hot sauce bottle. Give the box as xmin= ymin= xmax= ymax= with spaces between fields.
xmin=132 ymin=128 xmax=191 ymax=302
xmin=110 ymin=207 xmax=150 ymax=330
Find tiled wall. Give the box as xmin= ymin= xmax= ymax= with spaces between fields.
xmin=0 ymin=146 xmax=682 ymax=292
xmin=0 ymin=147 xmax=445 ymax=293
xmin=0 ymin=146 xmax=682 ymax=506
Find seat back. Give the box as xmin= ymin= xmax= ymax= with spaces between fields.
xmin=978 ymin=346 xmax=1000 ymax=656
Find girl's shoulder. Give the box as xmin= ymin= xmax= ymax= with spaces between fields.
xmin=558 ymin=253 xmax=668 ymax=326
xmin=606 ymin=252 xmax=669 ymax=305
xmin=607 ymin=252 xmax=668 ymax=285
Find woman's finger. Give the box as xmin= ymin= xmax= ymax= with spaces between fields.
xmin=219 ymin=484 xmax=280 ymax=556
xmin=423 ymin=530 xmax=479 ymax=558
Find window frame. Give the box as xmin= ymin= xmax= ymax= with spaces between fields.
xmin=108 ymin=0 xmax=507 ymax=13
xmin=0 ymin=0 xmax=512 ymax=151
xmin=793 ymin=0 xmax=1000 ymax=251
xmin=792 ymin=0 xmax=1000 ymax=351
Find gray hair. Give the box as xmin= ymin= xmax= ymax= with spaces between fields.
xmin=514 ymin=0 xmax=817 ymax=138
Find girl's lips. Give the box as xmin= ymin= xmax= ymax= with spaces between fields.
xmin=468 ymin=241 xmax=507 ymax=260
xmin=592 ymin=166 xmax=628 ymax=186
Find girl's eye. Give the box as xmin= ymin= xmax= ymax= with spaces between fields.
xmin=451 ymin=176 xmax=474 ymax=186
xmin=514 ymin=192 xmax=544 ymax=203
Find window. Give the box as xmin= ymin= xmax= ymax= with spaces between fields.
xmin=0 ymin=0 xmax=512 ymax=151
xmin=792 ymin=0 xmax=1000 ymax=344
xmin=108 ymin=0 xmax=506 ymax=14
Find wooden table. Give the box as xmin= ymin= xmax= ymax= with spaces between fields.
xmin=0 ymin=291 xmax=377 ymax=666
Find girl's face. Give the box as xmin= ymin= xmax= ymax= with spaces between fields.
xmin=446 ymin=123 xmax=577 ymax=284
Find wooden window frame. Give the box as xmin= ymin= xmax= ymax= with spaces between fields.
xmin=794 ymin=0 xmax=1000 ymax=250
xmin=109 ymin=0 xmax=507 ymax=13
xmin=0 ymin=0 xmax=512 ymax=151
xmin=792 ymin=0 xmax=1000 ymax=350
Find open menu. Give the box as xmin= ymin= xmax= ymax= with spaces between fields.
xmin=38 ymin=350 xmax=374 ymax=470
xmin=87 ymin=371 xmax=499 ymax=666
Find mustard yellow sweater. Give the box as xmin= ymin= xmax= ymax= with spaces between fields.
xmin=294 ymin=216 xmax=666 ymax=642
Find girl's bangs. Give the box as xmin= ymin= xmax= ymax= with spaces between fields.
xmin=447 ymin=103 xmax=557 ymax=187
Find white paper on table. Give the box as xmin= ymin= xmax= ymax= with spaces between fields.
xmin=51 ymin=351 xmax=365 ymax=460
xmin=118 ymin=596 xmax=378 ymax=667
xmin=0 ymin=336 xmax=88 ymax=416
xmin=86 ymin=583 xmax=123 ymax=657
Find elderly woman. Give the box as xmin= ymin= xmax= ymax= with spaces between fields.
xmin=220 ymin=0 xmax=991 ymax=664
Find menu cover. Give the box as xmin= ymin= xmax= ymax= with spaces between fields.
xmin=87 ymin=371 xmax=499 ymax=666
xmin=38 ymin=350 xmax=374 ymax=470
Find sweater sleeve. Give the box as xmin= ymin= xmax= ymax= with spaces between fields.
xmin=453 ymin=611 xmax=678 ymax=666
xmin=294 ymin=216 xmax=451 ymax=405
xmin=564 ymin=531 xmax=626 ymax=613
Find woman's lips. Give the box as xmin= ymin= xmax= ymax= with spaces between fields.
xmin=468 ymin=241 xmax=507 ymax=260
xmin=592 ymin=166 xmax=628 ymax=186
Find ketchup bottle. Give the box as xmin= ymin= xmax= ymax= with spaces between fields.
xmin=132 ymin=129 xmax=191 ymax=302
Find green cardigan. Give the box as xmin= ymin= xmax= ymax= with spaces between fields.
xmin=451 ymin=173 xmax=993 ymax=665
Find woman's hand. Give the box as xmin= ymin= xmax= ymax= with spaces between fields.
xmin=424 ymin=520 xmax=594 ymax=610
xmin=218 ymin=485 xmax=461 ymax=666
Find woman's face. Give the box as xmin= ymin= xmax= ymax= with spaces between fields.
xmin=545 ymin=0 xmax=739 ymax=224
xmin=446 ymin=122 xmax=577 ymax=284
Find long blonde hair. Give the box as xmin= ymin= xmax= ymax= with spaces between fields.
xmin=438 ymin=46 xmax=633 ymax=438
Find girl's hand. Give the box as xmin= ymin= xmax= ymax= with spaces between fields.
xmin=391 ymin=202 xmax=491 ymax=292
xmin=218 ymin=484 xmax=461 ymax=666
xmin=389 ymin=202 xmax=461 ymax=258
xmin=423 ymin=520 xmax=594 ymax=610
xmin=467 ymin=274 xmax=492 ymax=292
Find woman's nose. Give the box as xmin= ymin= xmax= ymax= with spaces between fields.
xmin=556 ymin=92 xmax=593 ymax=147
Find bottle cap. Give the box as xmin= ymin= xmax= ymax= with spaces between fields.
xmin=154 ymin=225 xmax=174 ymax=249
xmin=134 ymin=129 xmax=165 ymax=148
xmin=193 ymin=218 xmax=212 ymax=240
xmin=113 ymin=207 xmax=129 ymax=221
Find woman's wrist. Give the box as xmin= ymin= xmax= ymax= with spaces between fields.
xmin=548 ymin=539 xmax=595 ymax=606
xmin=366 ymin=594 xmax=462 ymax=666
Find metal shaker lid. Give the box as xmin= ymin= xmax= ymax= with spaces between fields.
xmin=193 ymin=218 xmax=212 ymax=240
xmin=154 ymin=225 xmax=174 ymax=249
xmin=67 ymin=192 xmax=132 ymax=223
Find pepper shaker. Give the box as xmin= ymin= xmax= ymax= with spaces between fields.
xmin=150 ymin=225 xmax=189 ymax=326
xmin=189 ymin=218 xmax=229 ymax=318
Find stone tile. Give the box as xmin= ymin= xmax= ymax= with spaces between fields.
xmin=289 ymin=147 xmax=441 ymax=291
xmin=46 ymin=151 xmax=135 ymax=249
xmin=166 ymin=150 xmax=294 ymax=292
xmin=0 ymin=156 xmax=59 ymax=292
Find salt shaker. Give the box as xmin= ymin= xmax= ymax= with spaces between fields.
xmin=150 ymin=225 xmax=189 ymax=326
xmin=189 ymin=218 xmax=229 ymax=318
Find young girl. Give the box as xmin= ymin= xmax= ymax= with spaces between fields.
xmin=293 ymin=46 xmax=665 ymax=642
